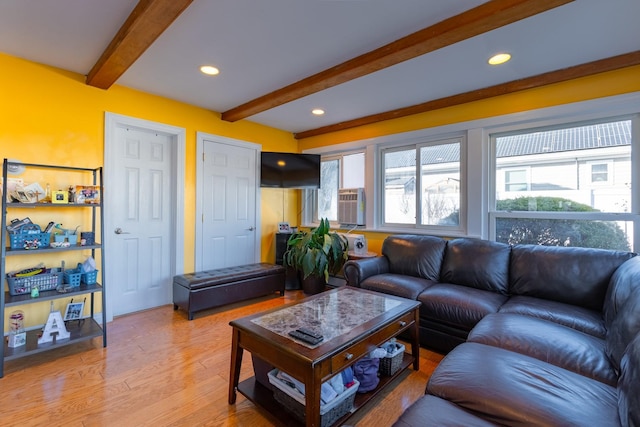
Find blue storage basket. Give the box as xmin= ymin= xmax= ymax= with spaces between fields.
xmin=8 ymin=224 xmax=51 ymax=250
xmin=81 ymin=269 xmax=98 ymax=284
xmin=63 ymin=268 xmax=82 ymax=288
xmin=77 ymin=263 xmax=98 ymax=285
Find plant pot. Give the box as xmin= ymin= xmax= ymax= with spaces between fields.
xmin=302 ymin=274 xmax=326 ymax=295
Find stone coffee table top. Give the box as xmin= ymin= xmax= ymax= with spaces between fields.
xmin=251 ymin=287 xmax=402 ymax=348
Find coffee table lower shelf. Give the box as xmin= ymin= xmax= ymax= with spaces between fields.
xmin=237 ymin=353 xmax=414 ymax=427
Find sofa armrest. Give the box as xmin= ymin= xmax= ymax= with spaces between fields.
xmin=343 ymin=256 xmax=390 ymax=287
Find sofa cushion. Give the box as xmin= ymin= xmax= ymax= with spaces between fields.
xmin=499 ymin=295 xmax=606 ymax=337
xmin=440 ymin=238 xmax=510 ymax=294
xmin=603 ymin=256 xmax=640 ymax=328
xmin=344 ymin=256 xmax=390 ymax=288
xmin=605 ymin=287 xmax=640 ymax=374
xmin=360 ymin=274 xmax=436 ymax=300
xmin=418 ymin=283 xmax=508 ymax=331
xmin=427 ymin=342 xmax=620 ymax=427
xmin=618 ymin=334 xmax=640 ymax=427
xmin=393 ymin=395 xmax=499 ymax=427
xmin=509 ymin=245 xmax=634 ymax=311
xmin=382 ymin=235 xmax=446 ymax=280
xmin=468 ymin=313 xmax=616 ymax=385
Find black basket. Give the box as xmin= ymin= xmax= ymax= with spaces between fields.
xmin=379 ymin=343 xmax=405 ymax=376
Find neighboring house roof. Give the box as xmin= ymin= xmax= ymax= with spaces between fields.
xmin=496 ymin=121 xmax=632 ymax=158
xmin=384 ymin=121 xmax=632 ymax=168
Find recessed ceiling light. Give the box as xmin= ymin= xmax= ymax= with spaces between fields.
xmin=488 ymin=53 xmax=511 ymax=65
xmin=200 ymin=65 xmax=220 ymax=76
xmin=312 ymin=108 xmax=325 ymax=116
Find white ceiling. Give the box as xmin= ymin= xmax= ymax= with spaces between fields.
xmin=1 ymin=0 xmax=639 ymax=134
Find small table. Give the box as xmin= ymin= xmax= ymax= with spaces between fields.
xmin=228 ymin=287 xmax=420 ymax=427
xmin=347 ymin=250 xmax=377 ymax=260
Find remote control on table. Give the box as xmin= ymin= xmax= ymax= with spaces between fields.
xmin=288 ymin=329 xmax=323 ymax=345
xmin=296 ymin=327 xmax=323 ymax=340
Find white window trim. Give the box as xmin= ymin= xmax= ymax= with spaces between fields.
xmin=502 ymin=167 xmax=531 ymax=192
xmin=303 ymin=91 xmax=640 ymax=244
xmin=379 ymin=136 xmax=466 ymax=234
xmin=307 ymin=149 xmax=366 ymax=228
xmin=588 ymin=160 xmax=613 ymax=186
xmin=488 ymin=115 xmax=639 ymax=249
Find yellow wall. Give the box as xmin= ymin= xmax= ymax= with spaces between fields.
xmin=0 ymin=52 xmax=298 ymax=329
xmin=2 ymin=51 xmax=639 ymax=329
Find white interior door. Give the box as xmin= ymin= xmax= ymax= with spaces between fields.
xmin=196 ymin=133 xmax=260 ymax=271
xmin=104 ymin=113 xmax=185 ymax=320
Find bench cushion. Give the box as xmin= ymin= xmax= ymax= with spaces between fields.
xmin=174 ymin=263 xmax=285 ymax=290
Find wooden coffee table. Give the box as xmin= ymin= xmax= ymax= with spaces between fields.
xmin=228 ymin=287 xmax=421 ymax=427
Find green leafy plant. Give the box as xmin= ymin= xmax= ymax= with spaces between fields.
xmin=283 ymin=218 xmax=348 ymax=282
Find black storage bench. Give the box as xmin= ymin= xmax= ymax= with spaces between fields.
xmin=173 ymin=263 xmax=286 ymax=320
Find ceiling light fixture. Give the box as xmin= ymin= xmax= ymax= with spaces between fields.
xmin=312 ymin=109 xmax=325 ymax=116
xmin=488 ymin=53 xmax=511 ymax=65
xmin=200 ymin=65 xmax=220 ymax=75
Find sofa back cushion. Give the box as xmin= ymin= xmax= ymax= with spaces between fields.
xmin=603 ymin=256 xmax=640 ymax=327
xmin=440 ymin=238 xmax=511 ymax=294
xmin=382 ymin=235 xmax=446 ymax=280
xmin=605 ymin=286 xmax=640 ymax=374
xmin=510 ymin=245 xmax=634 ymax=311
xmin=617 ymin=333 xmax=640 ymax=427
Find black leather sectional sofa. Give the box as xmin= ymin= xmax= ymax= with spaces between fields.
xmin=343 ymin=235 xmax=640 ymax=426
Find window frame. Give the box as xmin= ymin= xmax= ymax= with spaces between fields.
xmin=379 ymin=136 xmax=466 ymax=233
xmin=503 ymin=167 xmax=531 ymax=192
xmin=308 ymin=149 xmax=366 ymax=227
xmin=488 ymin=116 xmax=638 ymax=250
xmin=301 ymin=92 xmax=640 ymax=248
xmin=588 ymin=161 xmax=612 ymax=185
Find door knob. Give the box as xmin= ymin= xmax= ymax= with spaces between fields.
xmin=114 ymin=227 xmax=130 ymax=234
xmin=247 ymin=226 xmax=255 ymax=231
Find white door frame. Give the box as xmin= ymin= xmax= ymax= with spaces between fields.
xmin=195 ymin=131 xmax=261 ymax=271
xmin=104 ymin=112 xmax=186 ymax=322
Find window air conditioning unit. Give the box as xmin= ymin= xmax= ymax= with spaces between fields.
xmin=338 ymin=188 xmax=365 ymax=225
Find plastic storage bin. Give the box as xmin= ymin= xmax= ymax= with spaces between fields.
xmin=8 ymin=224 xmax=51 ymax=250
xmin=7 ymin=268 xmax=63 ymax=295
xmin=63 ymin=268 xmax=82 ymax=288
xmin=268 ymin=369 xmax=359 ymax=427
xmin=80 ymin=269 xmax=98 ymax=284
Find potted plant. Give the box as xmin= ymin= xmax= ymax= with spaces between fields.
xmin=283 ymin=218 xmax=348 ymax=294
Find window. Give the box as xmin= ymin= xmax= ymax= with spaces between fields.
xmin=382 ymin=138 xmax=462 ymax=228
xmin=504 ymin=169 xmax=529 ymax=192
xmin=491 ymin=119 xmax=633 ymax=250
xmin=590 ymin=163 xmax=610 ymax=184
xmin=315 ymin=152 xmax=364 ymax=223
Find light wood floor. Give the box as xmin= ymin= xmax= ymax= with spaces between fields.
xmin=1 ymin=291 xmax=443 ymax=427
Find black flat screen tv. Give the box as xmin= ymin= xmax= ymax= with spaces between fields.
xmin=260 ymin=152 xmax=321 ymax=189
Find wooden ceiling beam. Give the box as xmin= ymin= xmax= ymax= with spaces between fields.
xmin=294 ymin=51 xmax=640 ymax=139
xmin=86 ymin=0 xmax=194 ymax=89
xmin=221 ymin=0 xmax=573 ymax=122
